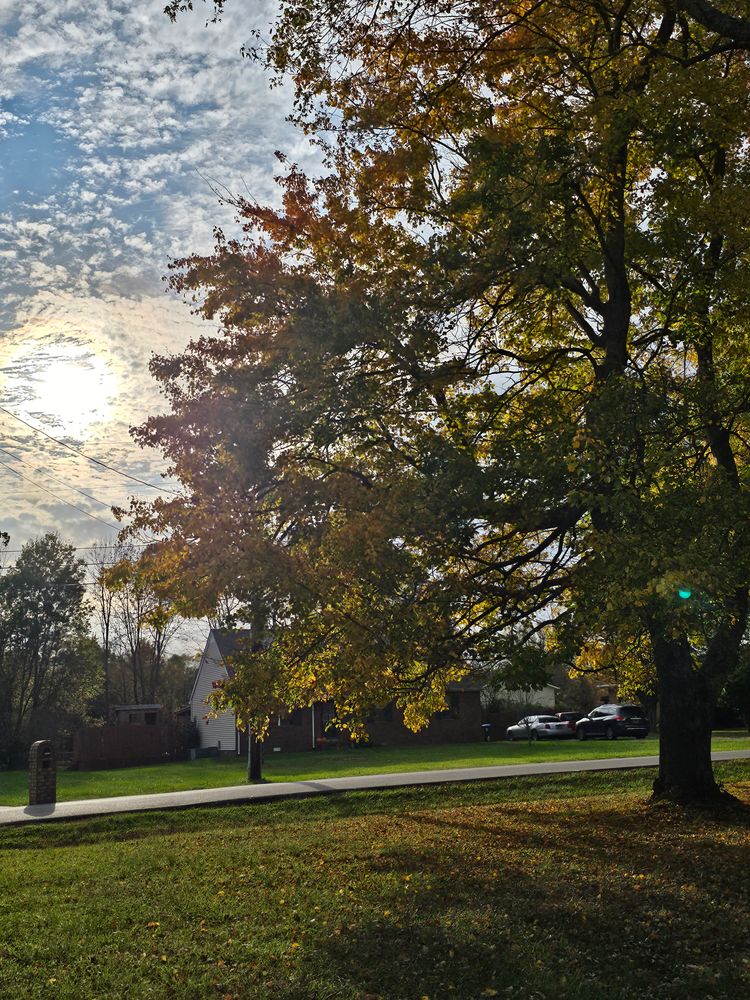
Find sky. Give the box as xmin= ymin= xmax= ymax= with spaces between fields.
xmin=0 ymin=0 xmax=315 ymax=643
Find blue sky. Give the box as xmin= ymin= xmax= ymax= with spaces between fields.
xmin=0 ymin=0 xmax=314 ymax=569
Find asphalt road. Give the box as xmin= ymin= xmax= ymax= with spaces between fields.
xmin=1 ymin=749 xmax=748 ymax=827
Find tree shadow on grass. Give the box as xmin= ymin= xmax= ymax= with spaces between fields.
xmin=274 ymin=798 xmax=750 ymax=1000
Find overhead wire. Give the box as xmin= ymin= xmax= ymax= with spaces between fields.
xmin=0 ymin=543 xmax=152 ymax=554
xmin=0 ymin=444 xmax=131 ymax=511
xmin=0 ymin=459 xmax=120 ymax=530
xmin=0 ymin=404 xmax=180 ymax=495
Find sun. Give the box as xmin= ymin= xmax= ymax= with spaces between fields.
xmin=2 ymin=340 xmax=118 ymax=440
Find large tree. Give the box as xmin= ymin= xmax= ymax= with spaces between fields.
xmin=139 ymin=1 xmax=750 ymax=802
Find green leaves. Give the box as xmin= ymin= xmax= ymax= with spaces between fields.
xmin=130 ymin=3 xmax=750 ymax=768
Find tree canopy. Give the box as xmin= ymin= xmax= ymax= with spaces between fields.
xmin=141 ymin=0 xmax=750 ymax=801
xmin=0 ymin=533 xmax=98 ymax=760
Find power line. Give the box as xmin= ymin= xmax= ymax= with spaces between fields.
xmin=0 ymin=404 xmax=180 ymax=495
xmin=0 ymin=444 xmax=125 ymax=512
xmin=0 ymin=460 xmax=120 ymax=530
xmin=0 ymin=542 xmax=152 ymax=554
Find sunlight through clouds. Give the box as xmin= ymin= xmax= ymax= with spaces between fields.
xmin=0 ymin=0 xmax=317 ymax=554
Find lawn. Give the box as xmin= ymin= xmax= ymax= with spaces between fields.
xmin=1 ymin=733 xmax=749 ymax=807
xmin=0 ymin=763 xmax=748 ymax=1000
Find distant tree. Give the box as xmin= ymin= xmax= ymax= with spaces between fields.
xmin=0 ymin=533 xmax=99 ymax=759
xmin=721 ymin=644 xmax=750 ymax=730
xmin=157 ymin=652 xmax=196 ymax=716
xmin=97 ymin=546 xmax=182 ymax=705
xmin=90 ymin=540 xmax=117 ymax=715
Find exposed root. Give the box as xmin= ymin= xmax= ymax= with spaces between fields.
xmin=649 ymin=781 xmax=749 ymax=822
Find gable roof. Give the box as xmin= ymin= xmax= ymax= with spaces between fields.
xmin=188 ymin=628 xmax=252 ymax=707
xmin=212 ymin=627 xmax=253 ymax=661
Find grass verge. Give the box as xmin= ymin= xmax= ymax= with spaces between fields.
xmin=2 ymin=734 xmax=749 ymax=807
xmin=0 ymin=762 xmax=748 ymax=1000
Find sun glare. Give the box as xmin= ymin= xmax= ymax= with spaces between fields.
xmin=2 ymin=340 xmax=118 ymax=440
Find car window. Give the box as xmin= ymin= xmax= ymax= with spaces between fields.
xmin=538 ymin=716 xmax=559 ymax=723
xmin=589 ymin=710 xmax=603 ymax=718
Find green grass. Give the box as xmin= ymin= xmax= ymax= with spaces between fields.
xmin=1 ymin=733 xmax=749 ymax=806
xmin=0 ymin=763 xmax=748 ymax=1000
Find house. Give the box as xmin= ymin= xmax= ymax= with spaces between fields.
xmin=189 ymin=629 xmax=485 ymax=753
xmin=495 ymin=684 xmax=560 ymax=710
xmin=189 ymin=629 xmax=251 ymax=754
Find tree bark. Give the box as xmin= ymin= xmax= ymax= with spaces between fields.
xmin=650 ymin=629 xmax=719 ymax=802
xmin=247 ymin=729 xmax=263 ymax=782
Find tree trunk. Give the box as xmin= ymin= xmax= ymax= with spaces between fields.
xmin=650 ymin=630 xmax=719 ymax=802
xmin=247 ymin=730 xmax=263 ymax=782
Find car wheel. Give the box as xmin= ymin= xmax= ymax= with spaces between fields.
xmin=605 ymin=726 xmax=616 ymax=741
xmin=576 ymin=728 xmax=586 ymax=741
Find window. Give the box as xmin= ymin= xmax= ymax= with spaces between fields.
xmin=144 ymin=712 xmax=157 ymax=726
xmin=128 ymin=713 xmax=138 ymax=724
xmin=319 ymin=704 xmax=339 ymax=736
xmin=619 ymin=706 xmax=644 ymax=718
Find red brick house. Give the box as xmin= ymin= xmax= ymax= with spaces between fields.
xmin=189 ymin=629 xmax=484 ymax=754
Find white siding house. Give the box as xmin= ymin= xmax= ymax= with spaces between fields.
xmin=497 ymin=683 xmax=559 ymax=709
xmin=189 ymin=629 xmax=251 ymax=754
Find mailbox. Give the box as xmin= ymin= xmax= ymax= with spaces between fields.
xmin=29 ymin=740 xmax=56 ymax=806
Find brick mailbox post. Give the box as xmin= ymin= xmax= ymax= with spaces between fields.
xmin=29 ymin=740 xmax=56 ymax=806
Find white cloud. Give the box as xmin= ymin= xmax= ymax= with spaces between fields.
xmin=0 ymin=0 xmax=323 ymax=557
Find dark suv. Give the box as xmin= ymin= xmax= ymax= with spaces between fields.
xmin=575 ymin=704 xmax=649 ymax=741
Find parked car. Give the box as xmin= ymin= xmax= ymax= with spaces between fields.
xmin=555 ymin=711 xmax=586 ymax=734
xmin=506 ymin=715 xmax=573 ymax=741
xmin=575 ymin=704 xmax=649 ymax=741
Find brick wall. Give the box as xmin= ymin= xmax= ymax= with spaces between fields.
xmin=365 ymin=691 xmax=484 ymax=746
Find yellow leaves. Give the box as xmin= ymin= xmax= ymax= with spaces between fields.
xmin=146 ymin=921 xmax=160 ymax=929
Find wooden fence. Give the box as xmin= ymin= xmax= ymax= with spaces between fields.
xmin=73 ymin=723 xmax=186 ymax=770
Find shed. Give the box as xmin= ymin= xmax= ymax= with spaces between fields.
xmin=111 ymin=704 xmax=162 ymax=726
